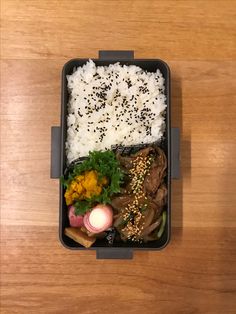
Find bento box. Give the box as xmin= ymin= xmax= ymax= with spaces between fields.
xmin=51 ymin=50 xmax=180 ymax=259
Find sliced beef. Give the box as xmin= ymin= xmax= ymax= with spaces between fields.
xmin=112 ymin=146 xmax=167 ymax=241
xmin=144 ymin=147 xmax=167 ymax=195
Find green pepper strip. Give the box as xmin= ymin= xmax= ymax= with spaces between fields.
xmin=157 ymin=211 xmax=167 ymax=238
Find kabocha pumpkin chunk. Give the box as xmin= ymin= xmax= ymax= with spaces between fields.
xmin=64 ymin=170 xmax=108 ymax=206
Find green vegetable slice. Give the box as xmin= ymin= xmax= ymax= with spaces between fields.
xmin=157 ymin=211 xmax=167 ymax=238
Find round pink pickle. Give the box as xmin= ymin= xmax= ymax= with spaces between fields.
xmin=68 ymin=206 xmax=84 ymax=227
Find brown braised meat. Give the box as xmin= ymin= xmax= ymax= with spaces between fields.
xmin=112 ymin=146 xmax=167 ymax=242
xmin=144 ymin=147 xmax=167 ymax=195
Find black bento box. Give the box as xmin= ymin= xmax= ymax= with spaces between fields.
xmin=51 ymin=50 xmax=180 ymax=259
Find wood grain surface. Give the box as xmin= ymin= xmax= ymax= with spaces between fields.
xmin=1 ymin=1 xmax=236 ymax=313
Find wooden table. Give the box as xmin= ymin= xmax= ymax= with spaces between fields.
xmin=1 ymin=1 xmax=236 ymax=313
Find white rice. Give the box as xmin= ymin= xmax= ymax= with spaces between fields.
xmin=66 ymin=60 xmax=166 ymax=164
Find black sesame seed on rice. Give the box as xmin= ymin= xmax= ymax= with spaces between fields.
xmin=66 ymin=60 xmax=166 ymax=163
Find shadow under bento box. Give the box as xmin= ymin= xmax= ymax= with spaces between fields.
xmin=51 ymin=50 xmax=180 ymax=259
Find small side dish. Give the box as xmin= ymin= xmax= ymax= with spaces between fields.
xmin=62 ymin=147 xmax=167 ymax=247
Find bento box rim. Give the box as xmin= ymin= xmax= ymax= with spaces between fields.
xmin=59 ymin=57 xmax=171 ymax=252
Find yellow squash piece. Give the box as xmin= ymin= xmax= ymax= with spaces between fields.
xmin=64 ymin=170 xmax=108 ymax=206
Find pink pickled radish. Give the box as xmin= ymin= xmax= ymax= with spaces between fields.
xmin=68 ymin=206 xmax=84 ymax=227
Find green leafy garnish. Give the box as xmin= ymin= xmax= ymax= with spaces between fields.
xmin=60 ymin=175 xmax=69 ymax=188
xmin=74 ymin=188 xmax=111 ymax=215
xmin=74 ymin=200 xmax=91 ymax=215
